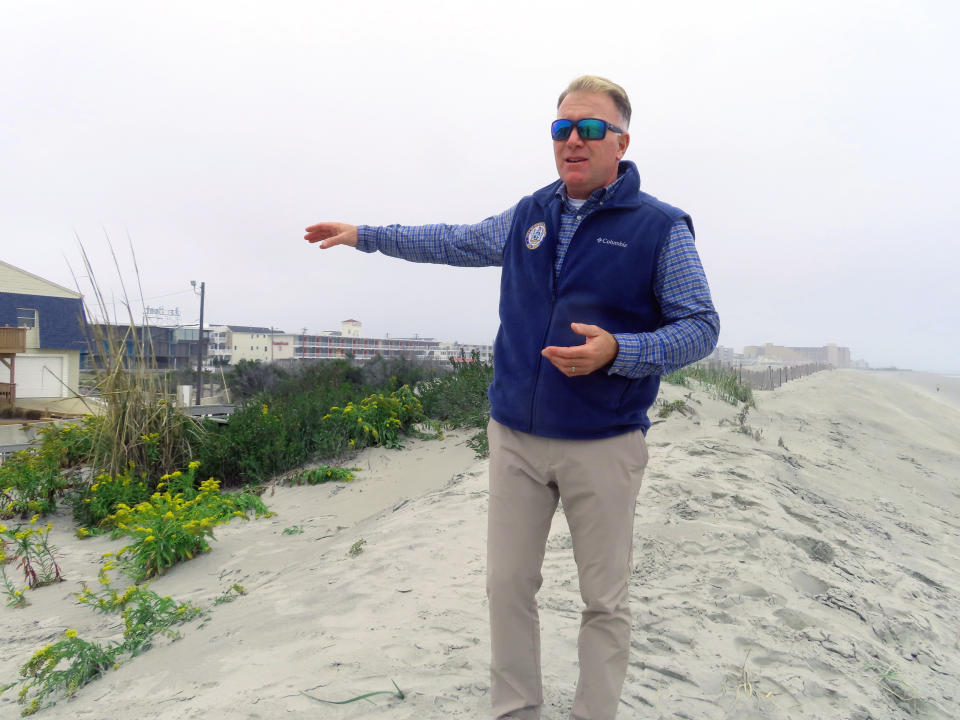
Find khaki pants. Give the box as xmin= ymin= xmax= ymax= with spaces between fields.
xmin=486 ymin=418 xmax=648 ymax=720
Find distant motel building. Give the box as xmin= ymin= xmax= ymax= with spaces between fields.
xmin=213 ymin=320 xmax=492 ymax=366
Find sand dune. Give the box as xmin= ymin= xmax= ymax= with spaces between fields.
xmin=2 ymin=369 xmax=958 ymax=719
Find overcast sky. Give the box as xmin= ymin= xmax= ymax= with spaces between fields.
xmin=2 ymin=1 xmax=957 ymax=372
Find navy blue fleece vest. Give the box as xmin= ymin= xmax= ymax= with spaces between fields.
xmin=488 ymin=162 xmax=691 ymax=438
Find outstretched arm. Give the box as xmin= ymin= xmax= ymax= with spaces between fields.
xmin=304 ymin=206 xmax=517 ymax=268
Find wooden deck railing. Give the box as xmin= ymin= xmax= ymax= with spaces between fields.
xmin=0 ymin=327 xmax=27 ymax=355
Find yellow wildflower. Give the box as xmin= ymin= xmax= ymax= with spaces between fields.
xmin=64 ymin=629 xmax=78 ymax=638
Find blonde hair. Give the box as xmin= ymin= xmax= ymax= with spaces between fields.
xmin=558 ymin=75 xmax=631 ymax=128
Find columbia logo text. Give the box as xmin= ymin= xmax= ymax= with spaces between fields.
xmin=596 ymin=237 xmax=627 ymax=248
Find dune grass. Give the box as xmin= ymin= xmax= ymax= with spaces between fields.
xmin=664 ymin=365 xmax=755 ymax=407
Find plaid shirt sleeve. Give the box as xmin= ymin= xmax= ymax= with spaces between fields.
xmin=356 ymin=205 xmax=515 ymax=267
xmin=609 ymin=220 xmax=720 ymax=378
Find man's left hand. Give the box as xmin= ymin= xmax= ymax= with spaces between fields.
xmin=541 ymin=323 xmax=619 ymax=377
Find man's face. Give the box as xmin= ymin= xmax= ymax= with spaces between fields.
xmin=553 ymin=91 xmax=630 ymax=200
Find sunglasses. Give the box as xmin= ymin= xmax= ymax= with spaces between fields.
xmin=550 ymin=118 xmax=625 ymax=141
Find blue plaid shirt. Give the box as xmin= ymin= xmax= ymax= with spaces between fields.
xmin=358 ymin=177 xmax=719 ymax=378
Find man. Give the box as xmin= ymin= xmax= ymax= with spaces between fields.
xmin=305 ymin=75 xmax=719 ymax=720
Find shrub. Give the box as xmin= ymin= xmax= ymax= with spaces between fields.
xmin=35 ymin=418 xmax=99 ymax=469
xmin=225 ymin=359 xmax=287 ymax=398
xmin=197 ymin=383 xmax=426 ymax=486
xmin=0 ymin=451 xmax=64 ymax=519
xmin=195 ymin=381 xmax=357 ymax=485
xmin=101 ymin=462 xmax=271 ymax=581
xmin=320 ymin=386 xmax=424 ymax=452
xmin=71 ymin=466 xmax=153 ymax=529
xmin=418 ymin=355 xmax=493 ymax=428
xmin=418 ymin=354 xmax=494 ymax=456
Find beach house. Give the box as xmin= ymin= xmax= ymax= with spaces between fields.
xmin=0 ymin=260 xmax=86 ymax=401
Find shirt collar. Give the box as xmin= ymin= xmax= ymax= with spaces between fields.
xmin=556 ymin=172 xmax=627 ymax=212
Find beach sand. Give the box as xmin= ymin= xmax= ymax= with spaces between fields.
xmin=2 ymin=369 xmax=958 ymax=719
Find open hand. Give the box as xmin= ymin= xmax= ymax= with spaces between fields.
xmin=304 ymin=222 xmax=358 ymax=249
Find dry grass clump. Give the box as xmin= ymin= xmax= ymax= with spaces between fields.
xmin=75 ymin=239 xmax=201 ymax=481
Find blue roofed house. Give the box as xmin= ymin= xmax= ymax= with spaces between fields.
xmin=0 ymin=260 xmax=86 ymax=402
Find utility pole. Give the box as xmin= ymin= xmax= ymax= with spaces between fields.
xmin=192 ymin=281 xmax=205 ymax=405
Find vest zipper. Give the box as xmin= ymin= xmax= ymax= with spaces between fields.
xmin=528 ymin=296 xmax=557 ymax=433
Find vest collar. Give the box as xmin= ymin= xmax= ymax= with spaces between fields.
xmin=532 ymin=161 xmax=643 ymax=209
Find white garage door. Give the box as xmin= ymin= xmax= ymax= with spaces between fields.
xmin=12 ymin=356 xmax=65 ymax=398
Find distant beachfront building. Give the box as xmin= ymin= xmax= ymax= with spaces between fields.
xmin=742 ymin=342 xmax=851 ymax=368
xmin=208 ymin=325 xmax=292 ymax=365
xmin=81 ymin=324 xmax=217 ymax=371
xmin=0 ymin=260 xmax=85 ymax=400
xmin=704 ymin=345 xmax=735 ymax=366
xmin=292 ymin=320 xmax=492 ymax=364
xmin=95 ymin=319 xmax=491 ymax=368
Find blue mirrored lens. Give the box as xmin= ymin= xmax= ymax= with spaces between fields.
xmin=576 ymin=119 xmax=606 ymax=139
xmin=551 ymin=119 xmax=573 ymax=140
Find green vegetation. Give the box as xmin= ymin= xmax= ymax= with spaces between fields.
xmin=657 ymin=399 xmax=693 ymax=419
xmin=5 ymin=566 xmax=204 ymax=715
xmin=101 ymin=463 xmax=271 ymax=582
xmin=301 ymin=679 xmax=406 ymax=706
xmin=0 ymin=451 xmax=65 ymax=518
xmin=664 ymin=365 xmax=755 ymax=407
xmin=418 ymin=354 xmax=494 ymax=457
xmin=196 ymin=384 xmax=426 ymax=485
xmin=286 ymin=466 xmax=356 ymax=485
xmin=0 ymin=519 xmax=63 ymax=607
xmin=1 ymin=337 xmax=495 ymax=713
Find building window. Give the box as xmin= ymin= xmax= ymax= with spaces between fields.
xmin=17 ymin=308 xmax=38 ymax=329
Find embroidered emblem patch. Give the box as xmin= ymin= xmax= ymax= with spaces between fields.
xmin=524 ymin=222 xmax=546 ymax=250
